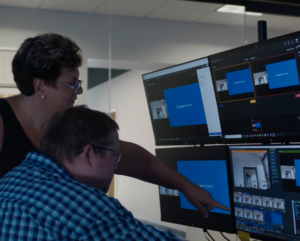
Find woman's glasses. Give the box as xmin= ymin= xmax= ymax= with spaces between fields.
xmin=56 ymin=80 xmax=83 ymax=93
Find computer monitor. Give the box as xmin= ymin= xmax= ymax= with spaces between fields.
xmin=156 ymin=146 xmax=235 ymax=233
xmin=229 ymin=145 xmax=300 ymax=241
xmin=142 ymin=57 xmax=222 ymax=145
xmin=210 ymin=31 xmax=300 ymax=144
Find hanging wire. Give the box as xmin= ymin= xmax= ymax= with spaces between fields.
xmin=206 ymin=230 xmax=215 ymax=241
xmin=220 ymin=232 xmax=230 ymax=241
xmin=204 ymin=230 xmax=211 ymax=241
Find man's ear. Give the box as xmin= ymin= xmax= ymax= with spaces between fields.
xmin=79 ymin=144 xmax=93 ymax=166
xmin=33 ymin=78 xmax=47 ymax=99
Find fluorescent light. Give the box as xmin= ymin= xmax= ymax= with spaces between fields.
xmin=217 ymin=5 xmax=245 ymax=14
xmin=217 ymin=4 xmax=263 ymax=16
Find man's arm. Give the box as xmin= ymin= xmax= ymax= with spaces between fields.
xmin=116 ymin=140 xmax=230 ymax=217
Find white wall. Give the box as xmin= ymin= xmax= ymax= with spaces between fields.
xmin=0 ymin=50 xmax=16 ymax=86
xmin=88 ymin=69 xmax=168 ymax=224
xmin=0 ymin=6 xmax=292 ymax=105
xmin=0 ymin=5 xmax=295 ymax=240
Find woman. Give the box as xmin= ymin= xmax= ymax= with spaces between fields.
xmin=0 ymin=33 xmax=229 ymax=217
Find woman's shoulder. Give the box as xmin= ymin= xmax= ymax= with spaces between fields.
xmin=0 ymin=95 xmax=22 ymax=152
xmin=0 ymin=98 xmax=11 ymax=153
xmin=0 ymin=96 xmax=21 ymax=117
xmin=0 ymin=97 xmax=14 ymax=110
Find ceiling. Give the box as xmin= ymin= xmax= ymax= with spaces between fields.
xmin=0 ymin=0 xmax=299 ymax=31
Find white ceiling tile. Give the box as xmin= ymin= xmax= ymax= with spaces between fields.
xmin=95 ymin=2 xmax=158 ymax=17
xmin=244 ymin=13 xmax=300 ymax=30
xmin=286 ymin=24 xmax=300 ymax=32
xmin=40 ymin=0 xmax=105 ymax=13
xmin=196 ymin=11 xmax=246 ymax=27
xmin=1 ymin=0 xmax=299 ymax=32
xmin=147 ymin=7 xmax=207 ymax=22
xmin=162 ymin=0 xmax=222 ymax=11
xmin=0 ymin=0 xmax=43 ymax=8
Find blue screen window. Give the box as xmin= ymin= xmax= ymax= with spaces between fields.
xmin=177 ymin=160 xmax=230 ymax=215
xmin=226 ymin=68 xmax=254 ymax=96
xmin=163 ymin=83 xmax=207 ymax=127
xmin=266 ymin=59 xmax=300 ymax=90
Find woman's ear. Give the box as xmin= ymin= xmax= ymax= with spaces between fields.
xmin=33 ymin=78 xmax=46 ymax=99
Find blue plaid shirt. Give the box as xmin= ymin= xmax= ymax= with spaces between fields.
xmin=0 ymin=152 xmax=180 ymax=241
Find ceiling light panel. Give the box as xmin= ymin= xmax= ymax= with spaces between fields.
xmin=217 ymin=4 xmax=245 ymax=14
xmin=217 ymin=4 xmax=262 ymax=16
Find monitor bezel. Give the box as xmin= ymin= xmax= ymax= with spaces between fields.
xmin=228 ymin=144 xmax=300 ymax=241
xmin=144 ymin=31 xmax=300 ymax=146
xmin=209 ymin=30 xmax=300 ymax=145
xmin=155 ymin=145 xmax=236 ymax=233
xmin=142 ymin=57 xmax=224 ymax=146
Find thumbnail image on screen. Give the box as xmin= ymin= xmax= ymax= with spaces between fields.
xmin=142 ymin=57 xmax=222 ymax=145
xmin=229 ymin=145 xmax=300 ymax=241
xmin=214 ymin=63 xmax=255 ymax=103
xmin=156 ymin=146 xmax=235 ymax=233
xmin=210 ymin=31 xmax=300 ymax=143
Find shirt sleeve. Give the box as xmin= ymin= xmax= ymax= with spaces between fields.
xmin=80 ymin=206 xmax=181 ymax=241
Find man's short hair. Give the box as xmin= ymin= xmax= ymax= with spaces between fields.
xmin=12 ymin=33 xmax=82 ymax=96
xmin=39 ymin=106 xmax=119 ymax=163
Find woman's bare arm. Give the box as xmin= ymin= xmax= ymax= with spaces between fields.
xmin=0 ymin=114 xmax=3 ymax=153
xmin=116 ymin=140 xmax=230 ymax=217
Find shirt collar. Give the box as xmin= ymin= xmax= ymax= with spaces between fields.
xmin=23 ymin=151 xmax=73 ymax=179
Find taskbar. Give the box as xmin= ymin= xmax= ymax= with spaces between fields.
xmin=155 ymin=135 xmax=222 ymax=143
xmin=237 ymin=223 xmax=300 ymax=241
xmin=225 ymin=132 xmax=300 ymax=140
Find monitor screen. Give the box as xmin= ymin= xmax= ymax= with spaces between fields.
xmin=209 ymin=31 xmax=300 ymax=144
xmin=142 ymin=58 xmax=222 ymax=145
xmin=229 ymin=145 xmax=300 ymax=241
xmin=156 ymin=146 xmax=235 ymax=233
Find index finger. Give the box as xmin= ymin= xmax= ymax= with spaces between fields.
xmin=207 ymin=200 xmax=231 ymax=212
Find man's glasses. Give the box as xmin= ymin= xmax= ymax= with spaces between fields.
xmin=56 ymin=80 xmax=83 ymax=93
xmin=92 ymin=145 xmax=122 ymax=166
xmin=77 ymin=144 xmax=122 ymax=166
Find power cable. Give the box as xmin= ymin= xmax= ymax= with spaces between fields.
xmin=203 ymin=229 xmax=211 ymax=241
xmin=220 ymin=232 xmax=230 ymax=241
xmin=206 ymin=229 xmax=215 ymax=241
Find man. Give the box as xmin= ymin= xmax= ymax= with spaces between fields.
xmin=0 ymin=106 xmax=181 ymax=240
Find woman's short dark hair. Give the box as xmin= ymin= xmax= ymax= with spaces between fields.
xmin=12 ymin=33 xmax=82 ymax=96
xmin=39 ymin=106 xmax=119 ymax=163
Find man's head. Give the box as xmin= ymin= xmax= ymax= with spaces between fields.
xmin=12 ymin=33 xmax=82 ymax=96
xmin=39 ymin=106 xmax=120 ymax=192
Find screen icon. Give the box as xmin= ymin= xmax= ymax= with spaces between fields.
xmin=252 ymin=120 xmax=262 ymax=132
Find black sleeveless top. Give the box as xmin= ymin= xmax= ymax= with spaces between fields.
xmin=0 ymin=99 xmax=37 ymax=178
